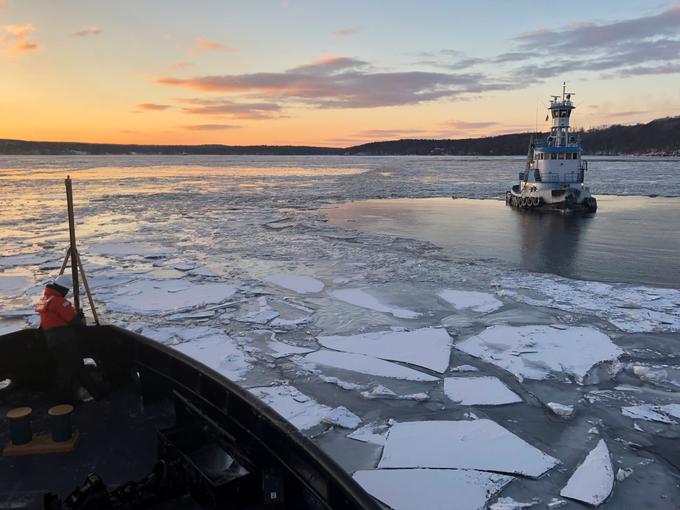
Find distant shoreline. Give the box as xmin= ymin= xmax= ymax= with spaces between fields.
xmin=1 ymin=115 xmax=678 ymax=156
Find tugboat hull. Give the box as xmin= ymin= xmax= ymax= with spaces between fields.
xmin=506 ymin=186 xmax=597 ymax=212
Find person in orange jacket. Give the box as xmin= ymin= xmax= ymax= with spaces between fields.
xmin=36 ymin=274 xmax=98 ymax=403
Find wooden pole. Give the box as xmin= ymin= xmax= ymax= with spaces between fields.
xmin=64 ymin=176 xmax=80 ymax=311
xmin=74 ymin=249 xmax=100 ymax=326
xmin=58 ymin=247 xmax=71 ymax=275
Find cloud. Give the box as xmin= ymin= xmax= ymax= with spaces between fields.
xmin=157 ymin=55 xmax=503 ymax=109
xmin=177 ymin=98 xmax=282 ymax=119
xmin=333 ymin=27 xmax=358 ymax=37
xmin=173 ymin=60 xmax=192 ymax=69
xmin=193 ymin=36 xmax=238 ymax=53
xmin=447 ymin=120 xmax=498 ymax=129
xmin=72 ymin=26 xmax=101 ymax=37
xmin=0 ymin=23 xmax=39 ymax=56
xmin=181 ymin=124 xmax=240 ymax=131
xmin=136 ymin=103 xmax=172 ymax=111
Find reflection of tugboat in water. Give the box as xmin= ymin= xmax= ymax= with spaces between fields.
xmin=506 ymin=84 xmax=597 ymax=212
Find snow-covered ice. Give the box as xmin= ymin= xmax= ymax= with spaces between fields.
xmin=353 ymin=469 xmax=513 ymax=510
xmin=322 ymin=406 xmax=361 ymax=429
xmin=265 ymin=273 xmax=324 ymax=294
xmin=456 ymin=325 xmax=622 ymax=383
xmin=171 ymin=331 xmax=251 ymax=381
xmin=444 ymin=376 xmax=522 ymax=405
xmin=265 ymin=338 xmax=315 ymax=358
xmin=106 ymin=279 xmax=238 ymax=315
xmin=330 ymin=288 xmax=421 ymax=319
xmin=248 ymin=385 xmax=333 ymax=431
xmin=489 ymin=498 xmax=537 ymax=510
xmin=560 ymin=439 xmax=614 ymax=507
xmin=0 ymin=319 xmax=25 ymax=335
xmin=347 ymin=422 xmax=390 ymax=445
xmin=378 ymin=419 xmax=559 ymax=477
xmin=317 ymin=327 xmax=451 ymax=373
xmin=621 ymin=404 xmax=678 ymax=424
xmin=546 ymin=402 xmax=575 ymax=417
xmin=0 ymin=273 xmax=33 ymax=295
xmin=438 ymin=289 xmax=503 ymax=313
xmin=303 ymin=350 xmax=438 ymax=381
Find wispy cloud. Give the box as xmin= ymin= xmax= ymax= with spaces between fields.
xmin=190 ymin=36 xmax=238 ymax=55
xmin=157 ymin=55 xmax=503 ymax=109
xmin=173 ymin=60 xmax=192 ymax=69
xmin=72 ymin=26 xmax=101 ymax=37
xmin=181 ymin=124 xmax=240 ymax=131
xmin=447 ymin=120 xmax=498 ymax=130
xmin=333 ymin=27 xmax=358 ymax=37
xmin=0 ymin=23 xmax=39 ymax=56
xmin=177 ymin=98 xmax=282 ymax=119
xmin=136 ymin=103 xmax=172 ymax=111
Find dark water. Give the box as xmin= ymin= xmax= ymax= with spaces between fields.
xmin=327 ymin=196 xmax=680 ymax=288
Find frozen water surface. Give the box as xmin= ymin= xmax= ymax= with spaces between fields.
xmin=560 ymin=439 xmax=614 ymax=507
xmin=1 ymin=155 xmax=679 ymax=508
xmin=378 ymin=420 xmax=559 ymax=477
xmin=443 ymin=376 xmax=522 ymax=405
xmin=354 ymin=469 xmax=513 ymax=510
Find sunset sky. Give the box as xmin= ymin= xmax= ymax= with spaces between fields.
xmin=1 ymin=0 xmax=680 ymax=146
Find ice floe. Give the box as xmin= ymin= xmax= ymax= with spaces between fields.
xmin=451 ymin=364 xmax=479 ymax=372
xmin=330 ymin=288 xmax=420 ymax=319
xmin=265 ymin=338 xmax=315 ymax=358
xmin=456 ymin=325 xmax=622 ymax=383
xmin=0 ymin=273 xmax=33 ymax=295
xmin=500 ymin=274 xmax=680 ymax=333
xmin=560 ymin=439 xmax=613 ymax=507
xmin=378 ymin=420 xmax=558 ymax=477
xmin=621 ymin=404 xmax=679 ymax=424
xmin=360 ymin=384 xmax=429 ymax=401
xmin=489 ymin=498 xmax=537 ymax=510
xmin=0 ymin=319 xmax=25 ymax=335
xmin=443 ymin=376 xmax=522 ymax=406
xmin=303 ymin=350 xmax=438 ymax=382
xmin=89 ymin=241 xmax=168 ymax=259
xmin=347 ymin=422 xmax=390 ymax=445
xmin=321 ymin=406 xmax=361 ymax=429
xmin=106 ymin=279 xmax=237 ymax=315
xmin=353 ymin=469 xmax=513 ymax=510
xmin=172 ymin=332 xmax=251 ymax=381
xmin=265 ymin=273 xmax=324 ymax=294
xmin=546 ymin=402 xmax=574 ymax=417
xmin=249 ymin=385 xmax=333 ymax=431
xmin=438 ymin=289 xmax=503 ymax=313
xmin=317 ymin=327 xmax=451 ymax=373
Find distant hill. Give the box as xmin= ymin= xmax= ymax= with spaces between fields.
xmin=1 ymin=116 xmax=679 ymax=156
xmin=345 ymin=116 xmax=680 ymax=156
xmin=0 ymin=140 xmax=343 ymax=156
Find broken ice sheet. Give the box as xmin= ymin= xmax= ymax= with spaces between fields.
xmin=322 ymin=406 xmax=361 ymax=429
xmin=317 ymin=327 xmax=451 ymax=373
xmin=248 ymin=385 xmax=334 ymax=431
xmin=265 ymin=338 xmax=315 ymax=359
xmin=621 ymin=404 xmax=678 ymax=424
xmin=347 ymin=422 xmax=390 ymax=446
xmin=438 ymin=289 xmax=503 ymax=313
xmin=303 ymin=350 xmax=438 ymax=382
xmin=378 ymin=420 xmax=558 ymax=477
xmin=456 ymin=325 xmax=622 ymax=383
xmin=265 ymin=273 xmax=324 ymax=294
xmin=105 ymin=279 xmax=237 ymax=315
xmin=0 ymin=319 xmax=26 ymax=335
xmin=360 ymin=384 xmax=429 ymax=401
xmin=330 ymin=288 xmax=420 ymax=319
xmin=560 ymin=439 xmax=613 ymax=507
xmin=444 ymin=376 xmax=522 ymax=406
xmin=172 ymin=332 xmax=251 ymax=381
xmin=0 ymin=272 xmax=33 ymax=295
xmin=353 ymin=469 xmax=513 ymax=510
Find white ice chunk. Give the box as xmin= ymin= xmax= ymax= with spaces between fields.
xmin=621 ymin=405 xmax=677 ymax=424
xmin=318 ymin=327 xmax=451 ymax=373
xmin=249 ymin=385 xmax=332 ymax=431
xmin=378 ymin=420 xmax=558 ymax=477
xmin=265 ymin=339 xmax=314 ymax=358
xmin=360 ymin=385 xmax=429 ymax=401
xmin=451 ymin=364 xmax=480 ymax=372
xmin=304 ymin=350 xmax=438 ymax=382
xmin=172 ymin=333 xmax=251 ymax=381
xmin=444 ymin=376 xmax=522 ymax=406
xmin=322 ymin=406 xmax=361 ymax=429
xmin=330 ymin=288 xmax=420 ymax=319
xmin=438 ymin=289 xmax=503 ymax=313
xmin=354 ymin=469 xmax=513 ymax=510
xmin=560 ymin=439 xmax=614 ymax=507
xmin=265 ymin=274 xmax=324 ymax=294
xmin=547 ymin=402 xmax=575 ymax=417
xmin=106 ymin=279 xmax=237 ymax=315
xmin=456 ymin=326 xmax=622 ymax=383
xmin=490 ymin=498 xmax=537 ymax=510
xmin=347 ymin=422 xmax=390 ymax=445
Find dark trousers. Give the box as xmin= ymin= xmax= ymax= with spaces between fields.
xmin=45 ymin=328 xmax=100 ymax=403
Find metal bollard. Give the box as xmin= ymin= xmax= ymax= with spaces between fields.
xmin=48 ymin=404 xmax=74 ymax=443
xmin=7 ymin=407 xmax=33 ymax=445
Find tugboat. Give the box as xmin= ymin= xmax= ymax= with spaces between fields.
xmin=506 ymin=84 xmax=597 ymax=212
